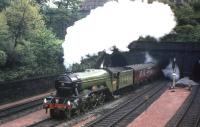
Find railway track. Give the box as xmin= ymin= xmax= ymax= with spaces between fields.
xmin=85 ymin=80 xmax=167 ymax=127
xmin=28 ymin=118 xmax=64 ymax=127
xmin=0 ymin=97 xmax=45 ymax=124
xmin=166 ymin=85 xmax=200 ymax=127
xmin=27 ymin=106 xmax=96 ymax=127
xmin=195 ymin=113 xmax=200 ymax=127
xmin=27 ymin=80 xmax=165 ymax=127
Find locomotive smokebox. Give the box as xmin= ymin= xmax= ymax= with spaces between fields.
xmin=55 ymin=74 xmax=81 ymax=90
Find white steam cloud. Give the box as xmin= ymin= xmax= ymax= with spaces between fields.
xmin=63 ymin=0 xmax=176 ymax=68
xmin=144 ymin=52 xmax=157 ymax=63
xmin=162 ymin=61 xmax=180 ymax=80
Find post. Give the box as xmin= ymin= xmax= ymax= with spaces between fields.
xmin=172 ymin=72 xmax=176 ymax=89
xmin=170 ymin=58 xmax=176 ymax=91
xmin=144 ymin=95 xmax=149 ymax=112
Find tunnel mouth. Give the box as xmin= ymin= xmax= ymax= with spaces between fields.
xmin=191 ymin=60 xmax=200 ymax=82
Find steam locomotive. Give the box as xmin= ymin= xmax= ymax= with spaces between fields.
xmin=43 ymin=62 xmax=160 ymax=118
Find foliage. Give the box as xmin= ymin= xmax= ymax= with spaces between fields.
xmin=0 ymin=0 xmax=10 ymax=11
xmin=33 ymin=0 xmax=47 ymax=5
xmin=159 ymin=3 xmax=200 ymax=42
xmin=2 ymin=0 xmax=200 ymax=81
xmin=71 ymin=52 xmax=107 ymax=72
xmin=174 ymin=4 xmax=195 ymax=25
xmin=191 ymin=1 xmax=200 ymax=12
xmin=71 ymin=54 xmax=99 ymax=72
xmin=0 ymin=12 xmax=9 ymax=41
xmin=31 ymin=27 xmax=65 ymax=75
xmin=161 ymin=25 xmax=200 ymax=42
xmin=0 ymin=50 xmax=7 ymax=66
xmin=0 ymin=12 xmax=10 ymax=51
xmin=137 ymin=36 xmax=158 ymax=42
xmin=42 ymin=0 xmax=82 ymax=39
xmin=0 ymin=0 xmax=65 ymax=81
xmin=5 ymin=0 xmax=45 ymax=48
xmin=53 ymin=0 xmax=81 ymax=10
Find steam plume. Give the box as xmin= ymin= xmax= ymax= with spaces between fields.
xmin=144 ymin=52 xmax=157 ymax=63
xmin=162 ymin=61 xmax=180 ymax=80
xmin=63 ymin=0 xmax=176 ymax=68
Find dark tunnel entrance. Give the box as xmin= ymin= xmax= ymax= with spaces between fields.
xmin=191 ymin=59 xmax=200 ymax=82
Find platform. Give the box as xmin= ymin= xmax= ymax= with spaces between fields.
xmin=127 ymin=87 xmax=190 ymax=127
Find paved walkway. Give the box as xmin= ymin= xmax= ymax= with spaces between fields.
xmin=127 ymin=88 xmax=190 ymax=127
xmin=0 ymin=110 xmax=48 ymax=127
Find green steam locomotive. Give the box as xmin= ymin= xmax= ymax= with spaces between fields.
xmin=43 ymin=63 xmax=160 ymax=118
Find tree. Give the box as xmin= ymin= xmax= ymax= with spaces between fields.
xmin=33 ymin=0 xmax=47 ymax=5
xmin=0 ymin=0 xmax=10 ymax=11
xmin=43 ymin=0 xmax=82 ymax=38
xmin=5 ymin=0 xmax=45 ymax=48
xmin=161 ymin=3 xmax=200 ymax=42
xmin=174 ymin=4 xmax=196 ymax=26
xmin=137 ymin=36 xmax=158 ymax=42
xmin=53 ymin=0 xmax=81 ymax=10
xmin=3 ymin=0 xmax=46 ymax=67
xmin=0 ymin=12 xmax=9 ymax=46
xmin=0 ymin=0 xmax=65 ymax=81
xmin=0 ymin=50 xmax=7 ymax=66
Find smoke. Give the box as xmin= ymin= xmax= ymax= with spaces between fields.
xmin=162 ymin=61 xmax=180 ymax=80
xmin=144 ymin=52 xmax=157 ymax=63
xmin=100 ymin=59 xmax=105 ymax=68
xmin=176 ymin=77 xmax=199 ymax=86
xmin=62 ymin=0 xmax=176 ymax=68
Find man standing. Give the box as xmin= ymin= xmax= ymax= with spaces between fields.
xmin=172 ymin=58 xmax=176 ymax=73
xmin=171 ymin=58 xmax=176 ymax=90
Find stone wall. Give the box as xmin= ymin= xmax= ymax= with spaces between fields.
xmin=0 ymin=75 xmax=57 ymax=104
xmin=128 ymin=42 xmax=200 ymax=78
